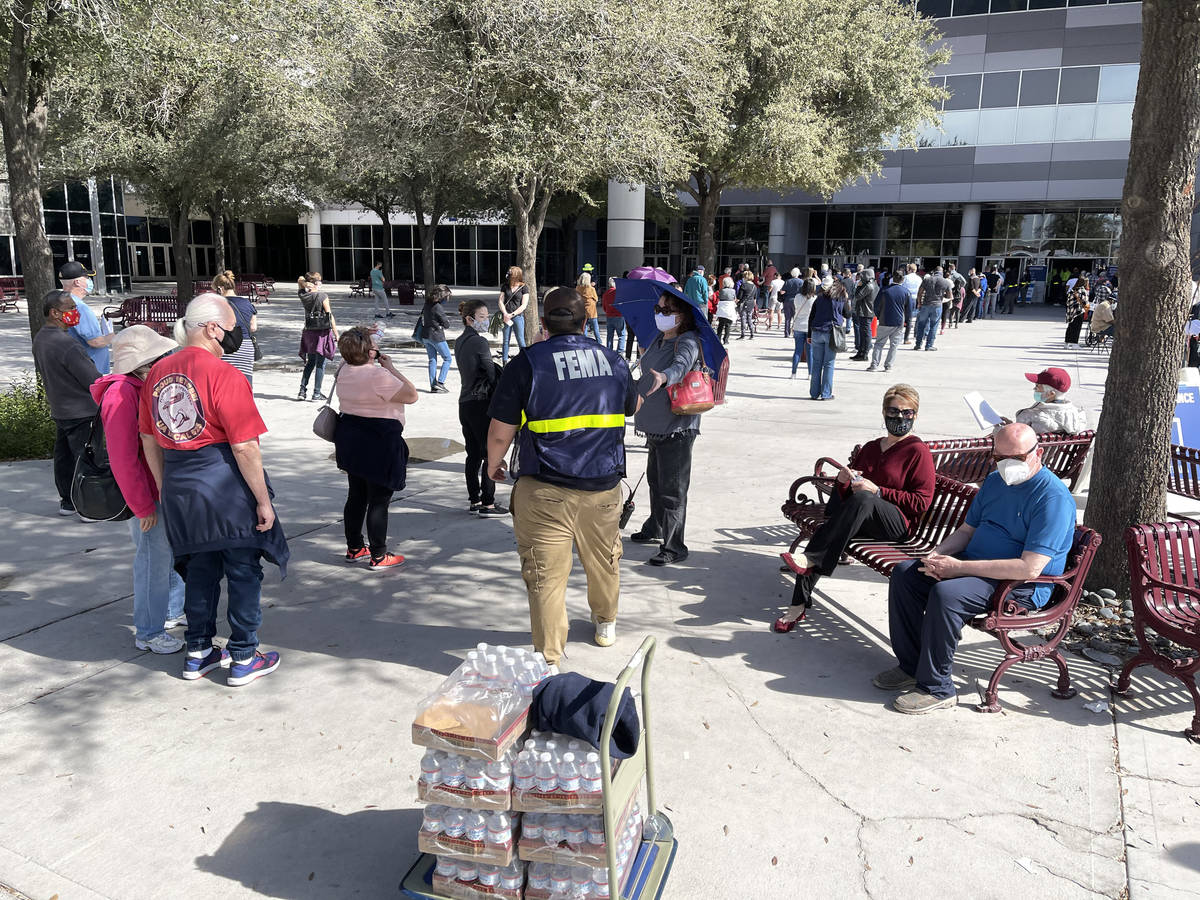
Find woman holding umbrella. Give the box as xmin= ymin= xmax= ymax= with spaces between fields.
xmin=630 ymin=289 xmax=703 ymax=566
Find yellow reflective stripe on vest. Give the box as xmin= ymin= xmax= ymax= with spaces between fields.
xmin=525 ymin=413 xmax=625 ymax=433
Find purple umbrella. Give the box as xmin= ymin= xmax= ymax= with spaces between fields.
xmin=627 ymin=266 xmax=676 ymax=284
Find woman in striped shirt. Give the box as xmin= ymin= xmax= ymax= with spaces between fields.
xmin=213 ymin=270 xmax=258 ymax=384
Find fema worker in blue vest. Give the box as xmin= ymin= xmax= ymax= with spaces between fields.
xmin=487 ymin=287 xmax=638 ymax=669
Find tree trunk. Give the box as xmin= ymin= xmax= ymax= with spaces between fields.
xmin=1082 ymin=0 xmax=1200 ymax=591
xmin=509 ymin=177 xmax=553 ymax=341
xmin=227 ymin=218 xmax=243 ymax=274
xmin=210 ymin=203 xmax=226 ymax=273
xmin=693 ymin=171 xmax=722 ymax=276
xmin=169 ymin=199 xmax=194 ymax=306
xmin=366 ymin=201 xmax=394 ymax=280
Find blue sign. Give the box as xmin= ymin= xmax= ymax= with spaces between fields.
xmin=1026 ymin=265 xmax=1047 ymax=283
xmin=1174 ymin=384 xmax=1200 ymax=449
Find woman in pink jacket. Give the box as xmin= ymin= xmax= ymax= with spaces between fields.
xmin=90 ymin=326 xmax=186 ymax=654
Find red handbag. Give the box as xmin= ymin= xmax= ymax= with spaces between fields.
xmin=667 ymin=341 xmax=715 ymax=415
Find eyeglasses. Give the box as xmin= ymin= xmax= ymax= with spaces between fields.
xmin=884 ymin=407 xmax=916 ymax=420
xmin=992 ymin=444 xmax=1038 ymax=463
xmin=653 ymin=305 xmax=675 ymax=315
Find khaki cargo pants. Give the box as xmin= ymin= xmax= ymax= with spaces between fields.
xmin=511 ymin=477 xmax=623 ymax=666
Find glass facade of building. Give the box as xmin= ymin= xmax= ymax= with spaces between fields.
xmin=916 ymin=0 xmax=1138 ymax=16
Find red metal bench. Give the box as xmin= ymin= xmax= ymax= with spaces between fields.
xmin=0 ymin=276 xmax=22 ymax=312
xmin=1168 ymin=444 xmax=1200 ymax=520
xmin=349 ymin=279 xmax=369 ymax=298
xmin=103 ymin=295 xmax=183 ymax=336
xmin=1115 ymin=521 xmax=1200 ymax=741
xmin=385 ymin=279 xmax=419 ymax=305
xmin=924 ymin=430 xmax=1095 ymax=490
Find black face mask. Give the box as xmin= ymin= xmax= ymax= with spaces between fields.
xmin=884 ymin=415 xmax=914 ymax=437
xmin=217 ymin=323 xmax=243 ymax=355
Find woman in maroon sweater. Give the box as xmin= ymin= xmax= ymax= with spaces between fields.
xmin=774 ymin=384 xmax=936 ymax=631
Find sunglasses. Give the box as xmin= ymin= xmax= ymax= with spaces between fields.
xmin=992 ymin=444 xmax=1038 ymax=463
xmin=653 ymin=305 xmax=676 ymax=315
xmin=884 ymin=407 xmax=916 ymax=419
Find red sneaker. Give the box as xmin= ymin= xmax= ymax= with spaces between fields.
xmin=369 ymin=553 xmax=405 ymax=569
xmin=345 ymin=547 xmax=370 ymax=562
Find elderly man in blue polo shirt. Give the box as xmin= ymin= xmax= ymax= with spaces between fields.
xmin=875 ymin=423 xmax=1076 ymax=714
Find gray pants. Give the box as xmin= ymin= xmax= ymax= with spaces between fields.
xmin=372 ymin=287 xmax=390 ymax=317
xmin=871 ymin=324 xmax=903 ymax=369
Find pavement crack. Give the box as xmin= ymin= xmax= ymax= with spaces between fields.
xmin=0 ymin=652 xmax=144 ymax=717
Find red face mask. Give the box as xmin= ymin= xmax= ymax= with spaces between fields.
xmin=59 ymin=307 xmax=81 ymax=327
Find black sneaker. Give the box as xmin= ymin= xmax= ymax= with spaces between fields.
xmin=434 ymin=383 xmax=450 ymax=393
xmin=477 ymin=504 xmax=509 ymax=517
xmin=58 ymin=499 xmax=75 ymax=516
xmin=297 ymin=388 xmax=307 ymax=400
xmin=312 ymin=392 xmax=328 ymax=401
xmin=629 ymin=531 xmax=660 ymax=544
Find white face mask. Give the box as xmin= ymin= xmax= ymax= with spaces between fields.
xmin=654 ymin=312 xmax=679 ymax=332
xmin=997 ymin=458 xmax=1034 ymax=486
xmin=471 ymin=317 xmax=489 ymax=333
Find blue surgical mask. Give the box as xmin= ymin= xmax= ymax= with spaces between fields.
xmin=84 ymin=277 xmax=94 ymax=294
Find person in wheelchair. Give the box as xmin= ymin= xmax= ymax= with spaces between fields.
xmin=773 ymin=384 xmax=935 ymax=632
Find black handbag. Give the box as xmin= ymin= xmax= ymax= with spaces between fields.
xmin=70 ymin=410 xmax=133 ymax=522
xmin=829 ymin=324 xmax=847 ymax=353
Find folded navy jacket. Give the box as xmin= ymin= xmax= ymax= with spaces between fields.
xmin=530 ymin=673 xmax=641 ymax=760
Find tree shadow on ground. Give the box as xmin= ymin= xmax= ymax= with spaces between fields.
xmin=195 ymin=802 xmax=422 ymax=899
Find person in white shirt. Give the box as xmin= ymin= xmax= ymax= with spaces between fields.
xmin=769 ymin=274 xmax=785 ymax=329
xmin=902 ymin=263 xmax=923 ymax=344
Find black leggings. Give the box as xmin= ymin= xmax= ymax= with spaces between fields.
xmin=716 ymin=317 xmax=732 ymax=343
xmin=792 ymin=490 xmax=908 ymax=607
xmin=345 ymin=474 xmax=393 ymax=558
xmin=459 ymin=397 xmax=496 ymax=506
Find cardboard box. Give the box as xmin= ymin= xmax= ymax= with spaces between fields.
xmin=517 ymin=793 xmax=638 ymax=867
xmin=418 ymin=831 xmax=514 ymax=868
xmin=417 ymin=779 xmax=511 ymax=811
xmin=412 ymin=704 xmax=529 ymax=762
xmin=431 ymin=872 xmax=523 ymax=900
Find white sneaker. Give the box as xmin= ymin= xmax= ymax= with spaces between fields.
xmin=136 ymin=633 xmax=185 ymax=654
xmin=547 ymin=664 xmax=560 ymax=677
xmin=594 ymin=619 xmax=616 ymax=648
xmin=164 ymin=615 xmax=187 ymax=629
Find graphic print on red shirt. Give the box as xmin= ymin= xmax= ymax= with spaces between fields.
xmin=139 ymin=346 xmax=266 ymax=449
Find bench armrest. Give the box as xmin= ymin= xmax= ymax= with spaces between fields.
xmin=1128 ymin=562 xmax=1200 ymax=609
xmin=986 ymin=571 xmax=1082 ymax=626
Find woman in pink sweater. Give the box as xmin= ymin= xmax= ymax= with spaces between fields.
xmin=90 ymin=326 xmax=186 ymax=654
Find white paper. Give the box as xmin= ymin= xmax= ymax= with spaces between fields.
xmin=963 ymin=392 xmax=1004 ymax=430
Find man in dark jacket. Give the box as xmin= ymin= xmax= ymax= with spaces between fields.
xmin=32 ymin=290 xmax=101 ymax=515
xmin=868 ymin=272 xmax=909 ymax=372
xmin=850 ymin=269 xmax=878 ymax=361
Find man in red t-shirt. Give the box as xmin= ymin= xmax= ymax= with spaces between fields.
xmin=139 ymin=294 xmax=287 ymax=686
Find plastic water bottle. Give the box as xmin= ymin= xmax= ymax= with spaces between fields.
xmin=435 ymin=857 xmax=457 ymax=878
xmin=477 ymin=864 xmax=499 ymax=887
xmin=592 ymin=866 xmax=611 ymax=897
xmin=557 ymin=752 xmax=581 ymax=793
xmin=500 ymin=655 xmax=519 ymax=684
xmin=565 ymin=815 xmax=586 ymax=845
xmin=586 ymin=817 xmax=605 ymax=846
xmin=442 ymin=808 xmax=466 ymax=838
xmin=456 ymin=859 xmax=478 ymax=883
xmin=465 ymin=811 xmax=488 ymax=843
xmin=499 ymin=861 xmax=523 ymax=891
xmin=513 ymin=750 xmax=537 ymax=792
xmin=486 ymin=812 xmax=512 ymax=846
xmin=521 ymin=812 xmax=542 ymax=841
xmin=581 ymin=752 xmax=603 ymax=795
xmin=465 ymin=759 xmax=488 ymax=791
xmin=517 ymin=661 xmax=540 ymax=697
xmin=485 ymin=758 xmax=510 ymax=790
xmin=572 ymin=866 xmax=592 ymax=894
xmin=422 ymin=805 xmax=445 ymax=832
xmin=550 ymin=865 xmax=572 ymax=894
xmin=480 ymin=653 xmax=500 ymax=691
xmin=420 ymin=751 xmax=442 ymax=785
xmin=529 ymin=863 xmax=551 ymax=891
xmin=461 ymin=651 xmax=483 ymax=688
xmin=441 ymin=754 xmax=465 ymax=788
xmin=476 ymin=641 xmax=490 ymax=656
xmin=542 ymin=814 xmax=565 ymax=844
xmin=535 ymin=752 xmax=558 ymax=792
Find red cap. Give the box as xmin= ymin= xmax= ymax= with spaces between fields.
xmin=1025 ymin=367 xmax=1071 ymax=393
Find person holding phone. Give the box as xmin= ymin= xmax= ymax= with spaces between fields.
xmin=333 ymin=326 xmax=419 ymax=569
xmin=773 ymin=384 xmax=935 ymax=631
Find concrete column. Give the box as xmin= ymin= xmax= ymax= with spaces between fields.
xmin=303 ymin=208 xmax=321 ymax=274
xmin=86 ymin=177 xmax=107 ymax=292
xmin=768 ymin=206 xmax=788 ymax=259
xmin=958 ymin=203 xmax=981 ymax=266
xmin=784 ymin=208 xmax=809 ymax=263
xmin=242 ymin=221 xmax=258 ymax=274
xmin=606 ymin=180 xmax=645 ymax=277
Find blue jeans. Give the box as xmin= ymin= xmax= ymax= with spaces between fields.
xmin=914 ymin=305 xmax=941 ymax=349
xmin=606 ymin=318 xmax=627 ymax=352
xmin=128 ymin=507 xmax=185 ymax=640
xmin=501 ymin=316 xmax=526 ymax=363
xmin=888 ymin=560 xmax=1028 ymax=699
xmin=183 ymin=547 xmax=264 ymax=662
xmin=585 ymin=317 xmax=601 ymax=342
xmin=791 ymin=331 xmax=809 ymax=376
xmin=808 ymin=331 xmax=836 ymax=399
xmin=422 ymin=339 xmax=452 ymax=387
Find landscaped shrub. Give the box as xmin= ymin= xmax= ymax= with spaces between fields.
xmin=0 ymin=373 xmax=57 ymax=461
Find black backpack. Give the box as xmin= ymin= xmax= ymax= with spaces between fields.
xmin=70 ymin=409 xmax=133 ymax=522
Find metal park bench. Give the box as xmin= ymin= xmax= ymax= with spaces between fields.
xmin=103 ymin=295 xmax=183 ymax=336
xmin=0 ymin=276 xmax=22 ymax=312
xmin=1116 ymin=520 xmax=1200 ymax=742
xmin=924 ymin=431 xmax=1095 ymax=491
xmin=1168 ymin=444 xmax=1200 ymax=521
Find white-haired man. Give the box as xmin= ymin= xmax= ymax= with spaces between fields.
xmin=139 ymin=294 xmax=289 ymax=685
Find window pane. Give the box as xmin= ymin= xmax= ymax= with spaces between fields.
xmin=435 ymin=225 xmax=454 ymax=249
xmin=808 ymin=212 xmax=826 ymax=240
xmin=435 ymin=250 xmax=454 ymax=284
xmin=826 ymin=211 xmax=853 ymax=237
xmin=939 ymin=109 xmax=979 ymax=146
xmin=913 ymin=213 xmax=943 ymax=239
xmin=944 ymin=74 xmax=982 ymax=110
xmin=1015 ymin=106 xmax=1055 ymax=143
xmin=1029 ymin=0 xmax=1067 ymax=7
xmin=886 ymin=214 xmax=913 ymax=241
xmin=500 ymin=228 xmax=513 ymax=251
xmin=944 ymin=212 xmax=962 ymax=238
xmin=1019 ymin=69 xmax=1059 ymax=106
xmin=807 ymin=239 xmax=824 ymax=257
xmin=1058 ymin=67 xmax=1099 ymax=104
xmin=126 ymin=216 xmax=149 ymax=243
xmin=352 ymin=248 xmax=371 ymax=281
xmin=67 ymin=211 xmax=92 ymax=234
xmin=97 ymin=179 xmax=115 ymax=214
xmin=978 ymin=108 xmax=1017 ymax=145
xmin=191 ymin=219 xmax=213 ymax=245
xmin=44 ymin=210 xmax=68 ymax=235
xmin=854 ymin=214 xmax=883 ymax=242
xmin=353 ymin=224 xmax=371 ymax=248
xmin=320 ymin=224 xmax=333 ymax=246
xmin=1076 ymin=211 xmax=1120 ymax=239
xmin=0 ymin=238 xmax=13 ymax=276
xmin=371 ymin=225 xmax=384 ymax=248
xmin=981 ymin=71 xmax=1020 ymax=108
xmin=334 ymin=249 xmax=352 ymax=281
xmin=1042 ymin=212 xmax=1078 ymax=239
xmin=989 ymin=0 xmax=1027 ymax=11
xmin=100 ymin=214 xmax=117 ymax=237
xmin=456 ymin=225 xmax=477 ymax=249
xmin=72 ymin=240 xmax=93 ymax=269
xmin=149 ymin=218 xmax=171 ymax=243
xmin=392 ymin=224 xmax=414 ymax=248
xmin=1054 ymin=103 xmax=1096 ymax=141
xmin=477 ymin=252 xmax=499 ymax=288
xmin=67 ymin=182 xmax=90 ymax=211
xmin=1097 ymin=101 xmax=1134 ymax=141
xmin=394 ymin=250 xmax=414 ymax=281
xmin=478 ymin=226 xmax=499 ymax=250
xmin=952 ymin=0 xmax=988 ymax=13
xmin=916 ymin=0 xmax=951 ymax=15
xmin=456 ymin=251 xmax=475 ymax=285
xmin=44 ymin=183 xmax=66 ymax=210
xmin=334 ymin=225 xmax=351 ymax=247
xmin=1098 ymin=65 xmax=1139 ymax=102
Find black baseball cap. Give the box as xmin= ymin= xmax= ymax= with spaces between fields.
xmin=58 ymin=261 xmax=92 ymax=280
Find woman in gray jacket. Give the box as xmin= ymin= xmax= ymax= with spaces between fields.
xmin=630 ymin=291 xmax=703 ymax=566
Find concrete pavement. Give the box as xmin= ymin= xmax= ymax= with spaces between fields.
xmin=0 ymin=288 xmax=1196 ymax=899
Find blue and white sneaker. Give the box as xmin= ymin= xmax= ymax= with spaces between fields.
xmin=227 ymin=651 xmax=281 ymax=686
xmin=182 ymin=646 xmax=231 ymax=680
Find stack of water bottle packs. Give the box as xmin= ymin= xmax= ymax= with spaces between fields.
xmin=413 ymin=644 xmax=641 ymax=899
